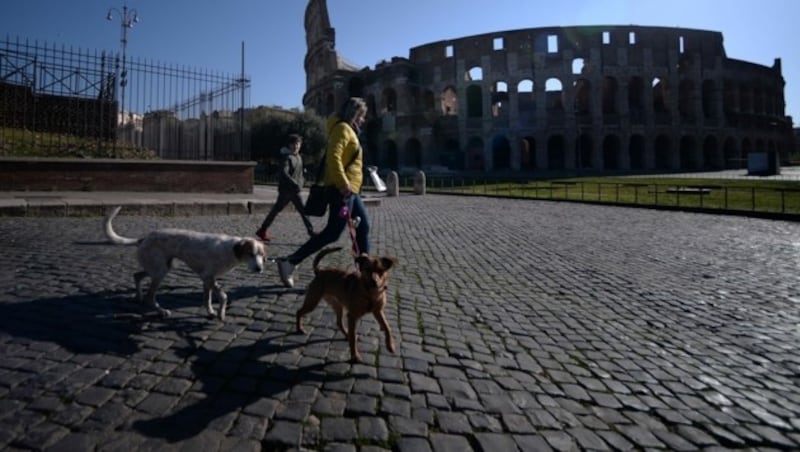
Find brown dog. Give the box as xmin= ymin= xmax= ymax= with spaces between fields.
xmin=296 ymin=247 xmax=398 ymax=363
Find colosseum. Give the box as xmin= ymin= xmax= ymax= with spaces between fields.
xmin=303 ymin=0 xmax=794 ymax=174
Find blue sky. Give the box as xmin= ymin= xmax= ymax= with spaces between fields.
xmin=1 ymin=0 xmax=798 ymax=125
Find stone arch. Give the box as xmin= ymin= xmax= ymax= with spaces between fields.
xmin=602 ymin=135 xmax=621 ymax=170
xmin=422 ymin=90 xmax=436 ymax=112
xmin=443 ymin=138 xmax=462 ymax=169
xmin=679 ymin=135 xmax=698 ymax=169
xmin=601 ymin=76 xmax=618 ymax=115
xmin=405 ymin=138 xmax=422 ymax=168
xmin=441 ymin=85 xmax=458 ymax=115
xmin=347 ymin=77 xmax=365 ymax=98
xmin=701 ymin=79 xmax=716 ymax=119
xmin=723 ymin=79 xmax=737 ymax=115
xmin=753 ymin=85 xmax=765 ymax=114
xmin=652 ymin=77 xmax=669 ymax=119
xmin=678 ymin=79 xmax=695 ymax=121
xmin=492 ymin=81 xmax=509 ymax=117
xmin=521 ymin=136 xmax=536 ymax=170
xmin=655 ymin=134 xmax=671 ymax=170
xmin=492 ymin=134 xmax=511 ymax=170
xmin=703 ymin=135 xmax=721 ymax=170
xmin=467 ymin=85 xmax=483 ymax=118
xmin=574 ymin=79 xmax=591 ymax=115
xmin=572 ymin=58 xmax=585 ymax=75
xmin=325 ymin=93 xmax=335 ymax=117
xmin=742 ymin=138 xmax=753 ymax=164
xmin=739 ymin=83 xmax=753 ymax=113
xmin=723 ymin=137 xmax=738 ymax=169
xmin=382 ymin=88 xmax=397 ymax=113
xmin=628 ymin=76 xmax=645 ymax=123
xmin=547 ymin=134 xmax=566 ymax=170
xmin=577 ymin=133 xmax=592 ymax=170
xmin=466 ymin=66 xmax=483 ymax=82
xmin=545 ymin=78 xmax=564 ymax=112
xmin=366 ymin=95 xmax=377 ymax=118
xmin=467 ymin=136 xmax=484 ymax=170
xmin=518 ymin=79 xmax=535 ymax=125
xmin=383 ymin=139 xmax=399 ymax=170
xmin=629 ymin=134 xmax=645 ymax=170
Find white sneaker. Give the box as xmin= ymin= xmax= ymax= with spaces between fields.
xmin=277 ymin=258 xmax=295 ymax=288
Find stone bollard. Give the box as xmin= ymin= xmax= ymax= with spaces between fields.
xmin=386 ymin=171 xmax=400 ymax=197
xmin=413 ymin=171 xmax=426 ymax=195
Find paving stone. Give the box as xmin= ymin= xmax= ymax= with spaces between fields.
xmin=397 ymin=437 xmax=432 ymax=452
xmin=429 ymin=433 xmax=473 ymax=452
xmin=358 ymin=416 xmax=389 ymax=442
xmin=320 ymin=417 xmax=357 ymax=442
xmin=540 ymin=429 xmax=579 ymax=451
xmin=436 ymin=411 xmax=471 ymax=434
xmin=474 ymin=432 xmax=520 ymax=452
xmin=408 ymin=372 xmax=440 ymax=393
xmin=652 ymin=428 xmax=702 ymax=451
xmin=389 ymin=415 xmax=428 ymax=437
xmin=2 ymin=196 xmax=800 ymax=449
xmin=263 ymin=420 xmax=303 ymax=449
xmin=380 ymin=397 xmax=411 ymax=417
xmin=616 ymin=425 xmax=666 ymax=448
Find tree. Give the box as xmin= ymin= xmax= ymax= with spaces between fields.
xmin=249 ymin=108 xmax=326 ymax=170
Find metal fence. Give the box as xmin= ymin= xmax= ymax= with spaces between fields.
xmin=0 ymin=35 xmax=250 ymax=160
xmin=391 ymin=174 xmax=800 ymax=217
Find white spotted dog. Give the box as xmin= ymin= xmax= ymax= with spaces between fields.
xmin=103 ymin=206 xmax=267 ymax=320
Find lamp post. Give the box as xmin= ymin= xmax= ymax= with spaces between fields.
xmin=106 ymin=3 xmax=139 ymax=126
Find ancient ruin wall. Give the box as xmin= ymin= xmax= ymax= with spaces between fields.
xmin=304 ymin=16 xmax=792 ymax=172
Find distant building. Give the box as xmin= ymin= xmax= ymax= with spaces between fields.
xmin=303 ymin=0 xmax=794 ymax=174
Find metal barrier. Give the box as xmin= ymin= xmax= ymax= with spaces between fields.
xmin=0 ymin=35 xmax=250 ymax=161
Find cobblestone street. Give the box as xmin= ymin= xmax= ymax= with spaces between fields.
xmin=1 ymin=194 xmax=799 ymax=451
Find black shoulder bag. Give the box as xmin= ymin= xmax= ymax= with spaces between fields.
xmin=304 ymin=148 xmax=360 ymax=217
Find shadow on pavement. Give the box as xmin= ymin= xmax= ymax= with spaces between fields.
xmin=0 ymin=289 xmax=155 ymax=356
xmin=132 ymin=335 xmax=345 ymax=443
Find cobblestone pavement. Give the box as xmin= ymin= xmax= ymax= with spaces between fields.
xmin=1 ymin=195 xmax=799 ymax=451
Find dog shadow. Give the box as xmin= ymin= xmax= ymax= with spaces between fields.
xmin=132 ymin=335 xmax=347 ymax=443
xmin=0 ymin=288 xmax=158 ymax=356
xmin=0 ymin=283 xmax=233 ymax=357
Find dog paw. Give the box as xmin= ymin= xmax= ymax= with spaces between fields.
xmin=387 ymin=341 xmax=396 ymax=353
xmin=296 ymin=327 xmax=307 ymax=335
xmin=218 ymin=308 xmax=226 ymax=322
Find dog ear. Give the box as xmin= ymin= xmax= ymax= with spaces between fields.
xmin=355 ymin=254 xmax=371 ymax=270
xmin=380 ymin=257 xmax=397 ymax=271
xmin=233 ymin=240 xmax=248 ymax=259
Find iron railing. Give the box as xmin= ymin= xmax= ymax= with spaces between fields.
xmin=388 ymin=175 xmax=800 ymax=217
xmin=0 ymin=35 xmax=250 ymax=161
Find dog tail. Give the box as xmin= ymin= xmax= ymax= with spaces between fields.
xmin=312 ymin=246 xmax=343 ymax=275
xmin=103 ymin=206 xmax=139 ymax=245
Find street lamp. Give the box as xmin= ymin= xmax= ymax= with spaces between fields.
xmin=106 ymin=3 xmax=139 ymax=126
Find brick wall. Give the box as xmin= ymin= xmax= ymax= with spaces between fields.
xmin=0 ymin=158 xmax=255 ymax=193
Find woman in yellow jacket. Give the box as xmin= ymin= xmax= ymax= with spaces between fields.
xmin=277 ymin=97 xmax=370 ymax=288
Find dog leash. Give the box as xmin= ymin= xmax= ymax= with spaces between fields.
xmin=347 ymin=216 xmax=359 ymax=258
xmin=338 ymin=196 xmax=360 ymax=261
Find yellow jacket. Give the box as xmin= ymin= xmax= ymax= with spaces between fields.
xmin=323 ymin=115 xmax=363 ymax=193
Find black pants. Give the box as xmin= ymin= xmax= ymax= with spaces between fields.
xmin=259 ymin=189 xmax=314 ymax=234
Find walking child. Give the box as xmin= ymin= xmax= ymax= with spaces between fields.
xmin=255 ymin=134 xmax=316 ymax=241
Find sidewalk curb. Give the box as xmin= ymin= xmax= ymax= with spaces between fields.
xmin=0 ymin=197 xmax=382 ymax=217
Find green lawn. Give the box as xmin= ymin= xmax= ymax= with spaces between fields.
xmin=0 ymin=127 xmax=157 ymax=159
xmin=423 ymin=176 xmax=800 ymax=215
